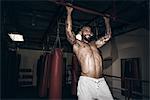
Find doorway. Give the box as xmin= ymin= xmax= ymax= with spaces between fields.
xmin=121 ymin=58 xmax=142 ymax=99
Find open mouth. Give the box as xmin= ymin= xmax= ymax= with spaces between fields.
xmin=85 ymin=35 xmax=90 ymax=38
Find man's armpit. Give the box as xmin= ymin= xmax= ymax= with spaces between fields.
xmin=72 ymin=39 xmax=77 ymax=45
xmin=96 ymin=39 xmax=105 ymax=46
xmin=73 ymin=40 xmax=81 ymax=47
xmin=95 ymin=37 xmax=108 ymax=48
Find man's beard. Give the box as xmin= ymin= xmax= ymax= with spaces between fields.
xmin=83 ymin=35 xmax=94 ymax=42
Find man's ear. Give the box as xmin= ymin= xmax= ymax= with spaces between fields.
xmin=79 ymin=31 xmax=82 ymax=35
xmin=76 ymin=31 xmax=82 ymax=41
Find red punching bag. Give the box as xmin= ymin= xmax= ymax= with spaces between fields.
xmin=49 ymin=48 xmax=63 ymax=99
xmin=71 ymin=54 xmax=79 ymax=95
xmin=47 ymin=54 xmax=52 ymax=89
xmin=39 ymin=54 xmax=49 ymax=97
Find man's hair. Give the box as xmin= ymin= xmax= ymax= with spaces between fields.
xmin=81 ymin=26 xmax=91 ymax=32
xmin=77 ymin=26 xmax=93 ymax=35
xmin=80 ymin=26 xmax=94 ymax=36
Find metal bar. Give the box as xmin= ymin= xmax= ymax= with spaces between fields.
xmin=49 ymin=1 xmax=110 ymax=18
xmin=49 ymin=1 xmax=134 ymax=26
xmin=104 ymin=74 xmax=149 ymax=83
xmin=110 ymin=86 xmax=127 ymax=91
xmin=85 ymin=2 xmax=112 ymax=26
xmin=48 ymin=1 xmax=137 ymax=42
xmin=125 ymin=77 xmax=150 ymax=83
xmin=103 ymin=74 xmax=121 ymax=79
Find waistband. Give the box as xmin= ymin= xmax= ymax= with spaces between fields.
xmin=79 ymin=76 xmax=105 ymax=83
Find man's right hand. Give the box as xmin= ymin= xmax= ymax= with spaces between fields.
xmin=66 ymin=4 xmax=73 ymax=13
xmin=103 ymin=14 xmax=110 ymax=22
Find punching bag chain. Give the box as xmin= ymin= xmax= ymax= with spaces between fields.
xmin=53 ymin=20 xmax=61 ymax=49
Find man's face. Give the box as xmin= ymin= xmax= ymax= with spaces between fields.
xmin=82 ymin=26 xmax=93 ymax=42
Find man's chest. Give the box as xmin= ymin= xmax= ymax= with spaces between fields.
xmin=73 ymin=41 xmax=99 ymax=54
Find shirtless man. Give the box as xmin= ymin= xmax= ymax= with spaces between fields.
xmin=66 ymin=6 xmax=114 ymax=100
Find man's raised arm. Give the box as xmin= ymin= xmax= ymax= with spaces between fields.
xmin=66 ymin=6 xmax=76 ymax=45
xmin=95 ymin=15 xmax=112 ymax=48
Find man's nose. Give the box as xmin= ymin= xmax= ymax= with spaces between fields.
xmin=87 ymin=32 xmax=91 ymax=35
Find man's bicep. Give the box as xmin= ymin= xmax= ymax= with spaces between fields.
xmin=95 ymin=39 xmax=105 ymax=48
xmin=95 ymin=34 xmax=111 ymax=48
xmin=66 ymin=30 xmax=76 ymax=45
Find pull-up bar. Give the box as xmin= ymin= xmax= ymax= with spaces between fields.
xmin=50 ymin=1 xmax=133 ymax=25
xmin=49 ymin=1 xmax=111 ymax=18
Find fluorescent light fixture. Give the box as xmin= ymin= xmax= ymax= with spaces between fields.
xmin=8 ymin=33 xmax=24 ymax=41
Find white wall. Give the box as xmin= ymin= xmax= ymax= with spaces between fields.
xmin=17 ymin=49 xmax=73 ymax=86
xmin=17 ymin=49 xmax=44 ymax=86
xmin=101 ymin=28 xmax=149 ymax=99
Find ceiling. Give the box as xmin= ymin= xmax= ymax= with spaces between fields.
xmin=1 ymin=0 xmax=149 ymax=51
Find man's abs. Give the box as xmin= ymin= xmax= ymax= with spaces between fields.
xmin=77 ymin=51 xmax=103 ymax=78
xmin=80 ymin=65 xmax=103 ymax=78
xmin=73 ymin=40 xmax=103 ymax=78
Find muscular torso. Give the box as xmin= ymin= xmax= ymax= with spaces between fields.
xmin=73 ymin=40 xmax=103 ymax=78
